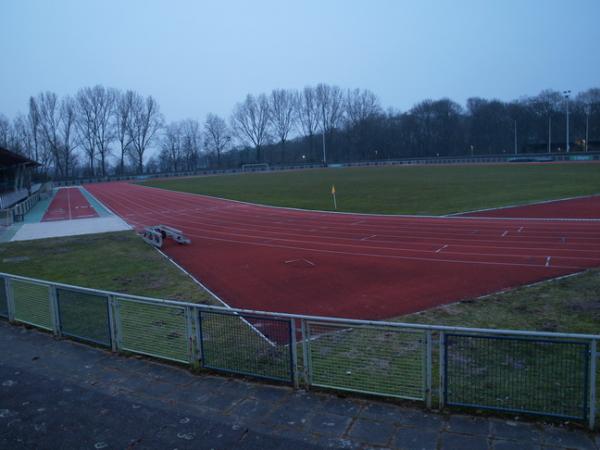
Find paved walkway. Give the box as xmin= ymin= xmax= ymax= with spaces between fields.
xmin=1 ymin=321 xmax=598 ymax=450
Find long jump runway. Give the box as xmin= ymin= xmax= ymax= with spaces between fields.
xmin=86 ymin=182 xmax=600 ymax=319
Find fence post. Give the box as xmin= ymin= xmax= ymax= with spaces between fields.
xmin=439 ymin=331 xmax=446 ymax=409
xmin=425 ymin=331 xmax=433 ymax=409
xmin=184 ymin=306 xmax=194 ymax=366
xmin=290 ymin=319 xmax=299 ymax=389
xmin=194 ymin=307 xmax=202 ymax=362
xmin=301 ymin=319 xmax=311 ymax=388
xmin=590 ymin=340 xmax=597 ymax=430
xmin=107 ymin=295 xmax=118 ymax=352
xmin=4 ymin=277 xmax=15 ymax=322
xmin=112 ymin=298 xmax=123 ymax=351
xmin=48 ymin=285 xmax=61 ymax=337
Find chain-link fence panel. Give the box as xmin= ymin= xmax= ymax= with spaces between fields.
xmin=444 ymin=334 xmax=590 ymax=420
xmin=199 ymin=310 xmax=293 ymax=383
xmin=116 ymin=298 xmax=189 ymax=363
xmin=306 ymin=322 xmax=426 ymax=400
xmin=57 ymin=288 xmax=111 ymax=346
xmin=12 ymin=280 xmax=52 ymax=330
xmin=0 ymin=277 xmax=7 ymax=318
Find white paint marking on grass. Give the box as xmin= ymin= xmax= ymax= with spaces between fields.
xmin=501 ymin=230 xmax=509 ymax=237
xmin=361 ymin=234 xmax=377 ymax=241
xmin=545 ymin=256 xmax=552 ymax=267
xmin=435 ymin=244 xmax=448 ymax=253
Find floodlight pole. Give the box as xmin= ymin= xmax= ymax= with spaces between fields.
xmin=585 ymin=106 xmax=590 ymax=152
xmin=548 ymin=116 xmax=552 ymax=153
xmin=563 ymin=90 xmax=571 ymax=152
xmin=322 ymin=129 xmax=327 ymax=166
xmin=514 ymin=120 xmax=518 ymax=155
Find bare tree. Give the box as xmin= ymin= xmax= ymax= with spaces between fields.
xmin=28 ymin=97 xmax=42 ymax=162
xmin=75 ymin=88 xmax=98 ymax=175
xmin=230 ymin=94 xmax=270 ymax=162
xmin=295 ymin=86 xmax=319 ymax=160
xmin=315 ymin=84 xmax=344 ymax=163
xmin=60 ymin=96 xmax=78 ymax=177
xmin=35 ymin=92 xmax=65 ymax=176
xmin=269 ymin=89 xmax=296 ymax=163
xmin=160 ymin=122 xmax=183 ymax=172
xmin=204 ymin=113 xmax=230 ymax=167
xmin=114 ymin=90 xmax=134 ymax=175
xmin=180 ymin=119 xmax=202 ymax=171
xmin=345 ymin=88 xmax=381 ymax=126
xmin=128 ymin=93 xmax=163 ymax=174
xmin=0 ymin=114 xmax=11 ymax=149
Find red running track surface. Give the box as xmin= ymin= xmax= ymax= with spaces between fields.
xmin=460 ymin=195 xmax=600 ymax=219
xmin=85 ymin=182 xmax=600 ymax=319
xmin=42 ymin=188 xmax=99 ymax=222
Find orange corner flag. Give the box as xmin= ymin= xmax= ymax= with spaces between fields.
xmin=331 ymin=185 xmax=336 ymax=195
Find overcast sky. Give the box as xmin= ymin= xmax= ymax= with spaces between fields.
xmin=1 ymin=0 xmax=599 ymax=123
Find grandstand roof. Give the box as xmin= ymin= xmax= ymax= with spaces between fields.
xmin=0 ymin=146 xmax=40 ymax=168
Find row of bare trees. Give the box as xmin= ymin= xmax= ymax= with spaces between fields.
xmin=0 ymin=87 xmax=162 ymax=177
xmin=1 ymin=85 xmax=599 ymax=176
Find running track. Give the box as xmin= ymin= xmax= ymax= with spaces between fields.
xmin=42 ymin=188 xmax=99 ymax=222
xmin=85 ymin=182 xmax=600 ymax=319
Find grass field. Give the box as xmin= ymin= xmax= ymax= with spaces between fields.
xmin=0 ymin=231 xmax=214 ymax=303
xmin=141 ymin=163 xmax=600 ymax=215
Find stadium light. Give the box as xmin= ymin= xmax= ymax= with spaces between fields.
xmin=563 ymin=90 xmax=571 ymax=152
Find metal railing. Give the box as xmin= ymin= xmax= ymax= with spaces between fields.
xmin=0 ymin=271 xmax=598 ymax=429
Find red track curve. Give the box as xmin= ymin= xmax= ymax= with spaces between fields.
xmin=42 ymin=188 xmax=99 ymax=222
xmin=85 ymin=182 xmax=600 ymax=319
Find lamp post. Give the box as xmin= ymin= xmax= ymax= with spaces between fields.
xmin=322 ymin=128 xmax=327 ymax=166
xmin=514 ymin=120 xmax=518 ymax=155
xmin=563 ymin=90 xmax=571 ymax=152
xmin=585 ymin=104 xmax=590 ymax=152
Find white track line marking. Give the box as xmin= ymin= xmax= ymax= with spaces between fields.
xmin=284 ymin=259 xmax=298 ymax=264
xmin=545 ymin=256 xmax=552 ymax=267
xmin=435 ymin=244 xmax=448 ymax=253
xmin=303 ymin=258 xmax=315 ymax=266
xmin=518 ymin=227 xmax=523 ymax=233
xmin=361 ymin=234 xmax=377 ymax=241
xmin=501 ymin=230 xmax=508 ymax=237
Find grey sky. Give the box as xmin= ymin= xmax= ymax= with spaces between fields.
xmin=1 ymin=0 xmax=599 ymax=123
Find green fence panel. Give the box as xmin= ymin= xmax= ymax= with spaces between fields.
xmin=12 ymin=280 xmax=52 ymax=330
xmin=307 ymin=321 xmax=426 ymax=400
xmin=444 ymin=334 xmax=590 ymax=420
xmin=57 ymin=288 xmax=111 ymax=347
xmin=0 ymin=278 xmax=7 ymax=318
xmin=117 ymin=298 xmax=189 ymax=363
xmin=199 ymin=310 xmax=293 ymax=383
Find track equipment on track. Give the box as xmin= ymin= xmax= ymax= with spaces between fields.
xmin=141 ymin=225 xmax=191 ymax=248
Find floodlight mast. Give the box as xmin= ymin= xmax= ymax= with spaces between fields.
xmin=563 ymin=90 xmax=571 ymax=152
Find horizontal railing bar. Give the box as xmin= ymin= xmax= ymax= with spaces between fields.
xmin=2 ymin=271 xmax=600 ymax=341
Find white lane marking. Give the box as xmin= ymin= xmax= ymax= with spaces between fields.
xmin=435 ymin=244 xmax=448 ymax=253
xmin=303 ymin=258 xmax=316 ymax=266
xmin=361 ymin=234 xmax=377 ymax=241
xmin=545 ymin=256 xmax=552 ymax=267
xmin=501 ymin=230 xmax=508 ymax=237
xmin=518 ymin=227 xmax=524 ymax=233
xmin=284 ymin=259 xmax=298 ymax=264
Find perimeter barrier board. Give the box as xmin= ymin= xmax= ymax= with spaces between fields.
xmin=56 ymin=288 xmax=111 ymax=347
xmin=306 ymin=321 xmax=426 ymax=400
xmin=444 ymin=334 xmax=590 ymax=420
xmin=0 ymin=277 xmax=7 ymax=318
xmin=198 ymin=310 xmax=293 ymax=383
xmin=11 ymin=280 xmax=52 ymax=330
xmin=116 ymin=298 xmax=189 ymax=363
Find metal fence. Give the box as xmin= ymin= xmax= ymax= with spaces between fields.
xmin=1 ymin=271 xmax=598 ymax=429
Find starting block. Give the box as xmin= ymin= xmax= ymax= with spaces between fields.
xmin=141 ymin=224 xmax=191 ymax=248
